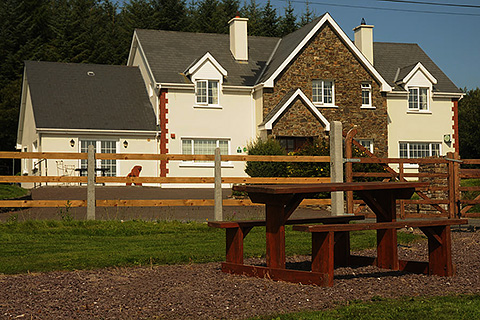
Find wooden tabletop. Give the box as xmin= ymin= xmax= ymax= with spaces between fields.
xmin=233 ymin=181 xmax=429 ymax=194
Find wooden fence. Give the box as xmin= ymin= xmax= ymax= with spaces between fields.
xmin=345 ymin=129 xmax=480 ymax=218
xmin=0 ymin=150 xmax=331 ymax=220
xmin=2 ymin=147 xmax=480 ymax=219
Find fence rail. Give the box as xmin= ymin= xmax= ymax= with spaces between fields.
xmin=2 ymin=149 xmax=480 ymax=219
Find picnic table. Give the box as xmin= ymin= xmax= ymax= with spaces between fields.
xmin=210 ymin=181 xmax=468 ymax=286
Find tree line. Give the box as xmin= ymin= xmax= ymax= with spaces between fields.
xmin=0 ymin=0 xmax=316 ymax=174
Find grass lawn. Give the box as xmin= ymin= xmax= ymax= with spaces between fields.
xmin=0 ymin=183 xmax=28 ymax=200
xmin=253 ymin=295 xmax=480 ymax=319
xmin=0 ymin=220 xmax=420 ymax=274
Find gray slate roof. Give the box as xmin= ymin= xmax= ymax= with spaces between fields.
xmin=373 ymin=42 xmax=461 ymax=93
xmin=136 ymin=17 xmax=459 ymax=94
xmin=25 ymin=61 xmax=157 ymax=131
xmin=135 ymin=29 xmax=280 ymax=86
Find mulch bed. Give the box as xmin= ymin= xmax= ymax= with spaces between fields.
xmin=1 ymin=230 xmax=479 ymax=319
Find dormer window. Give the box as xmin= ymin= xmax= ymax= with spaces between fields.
xmin=312 ymin=80 xmax=334 ymax=106
xmin=408 ymin=87 xmax=429 ymax=111
xmin=196 ymin=80 xmax=219 ymax=105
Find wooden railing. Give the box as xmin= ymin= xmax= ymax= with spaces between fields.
xmin=0 ymin=151 xmax=332 ymax=219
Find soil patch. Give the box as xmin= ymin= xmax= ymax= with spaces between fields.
xmin=1 ymin=231 xmax=479 ymax=319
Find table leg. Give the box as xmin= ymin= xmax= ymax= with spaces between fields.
xmin=360 ymin=190 xmax=399 ymax=270
xmin=420 ymin=225 xmax=454 ymax=276
xmin=312 ymin=231 xmax=334 ymax=287
xmin=266 ymin=203 xmax=286 ymax=269
xmin=334 ymin=231 xmax=350 ymax=266
xmin=226 ymin=228 xmax=244 ymax=264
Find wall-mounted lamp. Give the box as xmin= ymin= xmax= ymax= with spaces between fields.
xmin=70 ymin=139 xmax=75 ymax=148
xmin=443 ymin=134 xmax=451 ymax=144
xmin=123 ymin=140 xmax=128 ymax=148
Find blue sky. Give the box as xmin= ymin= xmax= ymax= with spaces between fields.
xmin=118 ymin=0 xmax=480 ymax=90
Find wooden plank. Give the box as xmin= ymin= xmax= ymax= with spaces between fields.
xmin=234 ymin=181 xmax=428 ymax=195
xmin=226 ymin=228 xmax=244 ymax=264
xmin=95 ymin=176 xmax=330 ymax=184
xmin=0 ymin=176 xmax=86 ymax=183
xmin=0 ymin=200 xmax=86 ymax=207
xmin=208 ymin=215 xmax=365 ymax=229
xmin=0 ymin=152 xmax=87 ymax=159
xmin=221 ymin=263 xmax=329 ymax=286
xmin=292 ymin=219 xmax=468 ymax=232
xmin=352 ymin=172 xmax=448 ymax=178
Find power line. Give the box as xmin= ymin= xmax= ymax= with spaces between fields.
xmin=284 ymin=0 xmax=480 ymax=17
xmin=377 ymin=0 xmax=480 ymax=9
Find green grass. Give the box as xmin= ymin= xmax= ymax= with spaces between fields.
xmin=252 ymin=295 xmax=480 ymax=319
xmin=0 ymin=183 xmax=28 ymax=199
xmin=461 ymin=178 xmax=480 ymax=213
xmin=0 ymin=220 xmax=420 ymax=274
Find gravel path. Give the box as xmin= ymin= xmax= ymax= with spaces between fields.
xmin=1 ymin=230 xmax=479 ymax=319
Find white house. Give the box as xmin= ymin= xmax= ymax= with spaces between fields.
xmin=17 ymin=13 xmax=463 ymax=187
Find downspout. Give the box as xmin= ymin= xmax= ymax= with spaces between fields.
xmin=452 ymin=98 xmax=459 ymax=154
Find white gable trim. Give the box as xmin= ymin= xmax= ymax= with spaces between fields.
xmin=186 ymin=52 xmax=227 ymax=77
xmin=400 ymin=62 xmax=437 ymax=85
xmin=127 ymin=31 xmax=157 ymax=86
xmin=263 ymin=13 xmax=391 ymax=92
xmin=16 ymin=68 xmax=29 ymax=146
xmin=262 ymin=88 xmax=330 ymax=131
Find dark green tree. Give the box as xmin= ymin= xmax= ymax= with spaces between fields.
xmin=152 ymin=0 xmax=189 ymax=31
xmin=241 ymin=0 xmax=262 ymax=36
xmin=300 ymin=0 xmax=316 ymax=27
xmin=459 ymin=88 xmax=480 ymax=159
xmin=279 ymin=0 xmax=297 ymax=36
xmin=260 ymin=0 xmax=279 ymax=37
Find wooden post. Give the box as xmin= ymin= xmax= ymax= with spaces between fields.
xmin=214 ymin=147 xmax=223 ymax=221
xmin=344 ymin=128 xmax=357 ymax=214
xmin=399 ymin=163 xmax=405 ymax=219
xmin=447 ymin=152 xmax=460 ymax=219
xmin=86 ymin=144 xmax=95 ymax=220
xmin=330 ymin=121 xmax=344 ymax=216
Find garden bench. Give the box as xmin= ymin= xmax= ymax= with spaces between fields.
xmin=293 ymin=218 xmax=468 ymax=286
xmin=208 ymin=215 xmax=365 ymax=265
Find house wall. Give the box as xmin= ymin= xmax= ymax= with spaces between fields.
xmin=20 ymin=87 xmax=39 ymax=181
xmin=164 ymin=86 xmax=254 ymax=186
xmin=131 ymin=45 xmax=158 ymax=120
xmin=263 ymin=23 xmax=388 ymax=156
xmin=387 ymin=94 xmax=454 ymax=159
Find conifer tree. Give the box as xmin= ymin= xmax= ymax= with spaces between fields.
xmin=260 ymin=0 xmax=279 ymax=37
xmin=279 ymin=0 xmax=297 ymax=36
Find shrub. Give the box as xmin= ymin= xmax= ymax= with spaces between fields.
xmin=287 ymin=138 xmax=330 ymax=177
xmin=245 ymin=138 xmax=287 ymax=177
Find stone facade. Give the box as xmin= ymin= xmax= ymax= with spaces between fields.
xmin=263 ymin=23 xmax=388 ymax=156
xmin=272 ymin=98 xmax=327 ymax=137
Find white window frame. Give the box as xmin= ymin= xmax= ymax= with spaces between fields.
xmin=79 ymin=139 xmax=118 ymax=176
xmin=358 ymin=139 xmax=374 ymax=153
xmin=195 ymin=80 xmax=219 ymax=107
xmin=408 ymin=87 xmax=429 ymax=111
xmin=312 ymin=80 xmax=335 ymax=106
xmin=399 ymin=142 xmax=441 ymax=159
xmin=180 ymin=138 xmax=233 ymax=168
xmin=361 ymin=83 xmax=373 ymax=108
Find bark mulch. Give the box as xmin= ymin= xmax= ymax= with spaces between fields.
xmin=1 ymin=230 xmax=479 ymax=319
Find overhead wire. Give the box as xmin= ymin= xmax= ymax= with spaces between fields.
xmin=282 ymin=0 xmax=480 ymax=17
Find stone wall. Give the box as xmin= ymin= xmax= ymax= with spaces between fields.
xmin=263 ymin=23 xmax=388 ymax=157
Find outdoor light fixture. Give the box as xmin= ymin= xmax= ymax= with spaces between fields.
xmin=70 ymin=139 xmax=75 ymax=147
xmin=123 ymin=140 xmax=128 ymax=148
xmin=443 ymin=134 xmax=451 ymax=144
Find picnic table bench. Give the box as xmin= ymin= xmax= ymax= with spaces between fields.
xmin=209 ymin=181 xmax=468 ymax=286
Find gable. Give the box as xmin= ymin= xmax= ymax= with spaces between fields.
xmin=261 ymin=88 xmax=329 ymax=133
xmin=260 ymin=13 xmax=390 ymax=92
xmin=186 ymin=52 xmax=227 ymax=83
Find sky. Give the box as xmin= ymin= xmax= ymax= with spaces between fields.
xmin=117 ymin=0 xmax=480 ymax=90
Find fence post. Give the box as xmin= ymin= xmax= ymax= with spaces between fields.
xmin=330 ymin=121 xmax=344 ymax=216
xmin=87 ymin=144 xmax=96 ymax=220
xmin=214 ymin=147 xmax=223 ymax=221
xmin=344 ymin=128 xmax=357 ymax=214
xmin=447 ymin=152 xmax=460 ymax=219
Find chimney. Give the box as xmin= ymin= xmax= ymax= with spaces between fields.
xmin=353 ymin=19 xmax=374 ymax=65
xmin=229 ymin=17 xmax=249 ymax=61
